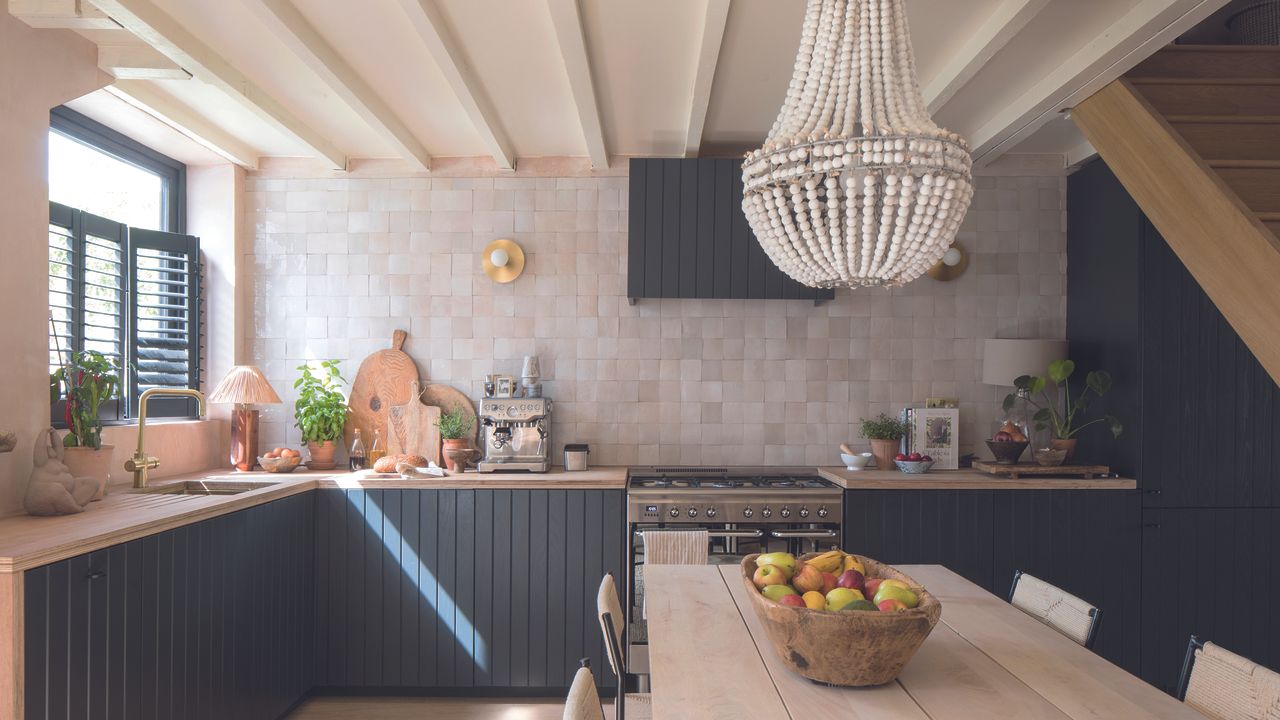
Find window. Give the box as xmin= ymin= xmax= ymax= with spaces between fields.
xmin=49 ymin=106 xmax=201 ymax=421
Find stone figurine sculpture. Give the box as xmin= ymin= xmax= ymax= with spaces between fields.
xmin=25 ymin=428 xmax=99 ymax=516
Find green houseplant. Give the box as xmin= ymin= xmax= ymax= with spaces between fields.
xmin=436 ymin=404 xmax=475 ymax=472
xmin=859 ymin=413 xmax=907 ymax=472
xmin=293 ymin=360 xmax=348 ymax=470
xmin=1003 ymin=359 xmax=1122 ymax=462
xmin=49 ymin=350 xmax=121 ymax=498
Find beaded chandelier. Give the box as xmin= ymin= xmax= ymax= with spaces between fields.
xmin=742 ymin=0 xmax=973 ymax=288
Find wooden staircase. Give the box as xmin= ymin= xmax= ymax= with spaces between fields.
xmin=1072 ymin=45 xmax=1280 ymax=387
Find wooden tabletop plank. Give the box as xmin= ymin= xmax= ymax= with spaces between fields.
xmin=899 ymin=566 xmax=1202 ymax=720
xmin=645 ymin=565 xmax=790 ymax=720
xmin=719 ymin=566 xmax=931 ymax=720
xmin=818 ymin=468 xmax=1136 ymax=490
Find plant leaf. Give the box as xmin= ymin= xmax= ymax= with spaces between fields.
xmin=1033 ymin=407 xmax=1052 ymax=423
xmin=1107 ymin=415 xmax=1123 ymax=438
xmin=1027 ymin=375 xmax=1046 ymax=395
xmin=1087 ymin=370 xmax=1112 ymax=396
xmin=1002 ymin=394 xmax=1018 ymax=412
xmin=1048 ymin=359 xmax=1074 ymax=384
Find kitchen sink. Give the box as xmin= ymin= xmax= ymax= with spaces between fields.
xmin=139 ymin=480 xmax=280 ymax=496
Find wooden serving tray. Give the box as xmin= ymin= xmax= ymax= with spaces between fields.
xmin=972 ymin=461 xmax=1110 ymax=479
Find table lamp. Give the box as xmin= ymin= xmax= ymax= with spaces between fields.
xmin=981 ymin=339 xmax=1069 ymax=387
xmin=208 ymin=365 xmax=282 ymax=471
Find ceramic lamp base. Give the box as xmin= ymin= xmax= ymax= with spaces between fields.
xmin=230 ymin=407 xmax=260 ymax=472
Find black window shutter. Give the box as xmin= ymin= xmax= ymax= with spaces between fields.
xmin=128 ymin=228 xmax=201 ymax=418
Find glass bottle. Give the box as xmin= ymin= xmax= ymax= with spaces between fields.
xmin=349 ymin=428 xmax=367 ymax=471
xmin=368 ymin=428 xmax=386 ymax=467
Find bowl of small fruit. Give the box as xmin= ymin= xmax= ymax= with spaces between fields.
xmin=985 ymin=421 xmax=1029 ymax=465
xmin=742 ymin=549 xmax=941 ymax=686
xmin=259 ymin=447 xmax=302 ymax=473
xmin=893 ymin=452 xmax=934 ymax=474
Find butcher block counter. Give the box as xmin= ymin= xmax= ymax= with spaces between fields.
xmin=0 ymin=465 xmax=627 ymax=573
xmin=818 ymin=466 xmax=1137 ymax=490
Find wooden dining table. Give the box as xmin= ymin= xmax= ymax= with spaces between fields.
xmin=644 ymin=564 xmax=1202 ymax=719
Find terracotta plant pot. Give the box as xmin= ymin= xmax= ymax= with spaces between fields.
xmin=1050 ymin=438 xmax=1078 ymax=463
xmin=442 ymin=439 xmax=472 ymax=472
xmin=869 ymin=438 xmax=901 ymax=472
xmin=62 ymin=445 xmax=114 ymax=501
xmin=306 ymin=440 xmax=337 ymax=470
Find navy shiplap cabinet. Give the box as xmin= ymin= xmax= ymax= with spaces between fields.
xmin=313 ymin=489 xmax=626 ymax=694
xmin=23 ymin=493 xmax=315 ymax=720
xmin=627 ymin=158 xmax=834 ymax=302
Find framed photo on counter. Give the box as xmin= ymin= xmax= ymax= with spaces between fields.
xmin=903 ymin=407 xmax=960 ymax=470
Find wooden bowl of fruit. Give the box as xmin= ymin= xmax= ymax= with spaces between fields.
xmin=259 ymin=447 xmax=302 ymax=473
xmin=741 ymin=550 xmax=941 ymax=686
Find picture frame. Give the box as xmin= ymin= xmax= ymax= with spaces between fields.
xmin=905 ymin=407 xmax=960 ymax=470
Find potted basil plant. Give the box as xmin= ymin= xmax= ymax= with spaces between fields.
xmin=859 ymin=413 xmax=908 ymax=472
xmin=1003 ymin=359 xmax=1122 ymax=462
xmin=50 ymin=350 xmax=120 ymax=499
xmin=293 ymin=361 xmax=348 ymax=470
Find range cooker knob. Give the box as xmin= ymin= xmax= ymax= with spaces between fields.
xmin=798 ymin=507 xmax=810 ymax=518
xmin=742 ymin=507 xmax=754 ymax=518
xmin=669 ymin=507 xmax=680 ymax=518
xmin=705 ymin=507 xmax=717 ymax=518
xmin=761 ymin=506 xmax=773 ymax=519
xmin=779 ymin=506 xmax=791 ymax=518
xmin=687 ymin=507 xmax=699 ymax=518
xmin=817 ymin=506 xmax=830 ymax=518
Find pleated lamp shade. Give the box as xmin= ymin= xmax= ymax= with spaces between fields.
xmin=208 ymin=365 xmax=282 ymax=405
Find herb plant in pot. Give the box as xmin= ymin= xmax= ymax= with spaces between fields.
xmin=860 ymin=413 xmax=907 ymax=472
xmin=50 ymin=350 xmax=120 ymax=500
xmin=1004 ymin=359 xmax=1122 ymax=463
xmin=437 ymin=405 xmax=475 ymax=472
xmin=294 ymin=361 xmax=348 ymax=470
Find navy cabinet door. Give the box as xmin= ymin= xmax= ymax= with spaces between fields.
xmin=24 ymin=494 xmax=314 ymax=720
xmin=1140 ymin=507 xmax=1280 ymax=695
xmin=991 ymin=490 xmax=1142 ymax=673
xmin=843 ymin=490 xmax=996 ymax=592
xmin=314 ymin=489 xmax=626 ymax=693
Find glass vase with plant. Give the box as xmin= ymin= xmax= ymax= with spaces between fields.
xmin=293 ymin=361 xmax=348 ymax=469
xmin=859 ymin=413 xmax=907 ymax=471
xmin=49 ymin=350 xmax=121 ymax=497
xmin=1003 ymin=359 xmax=1122 ymax=461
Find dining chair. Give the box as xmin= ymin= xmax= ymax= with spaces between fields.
xmin=1177 ymin=635 xmax=1280 ymax=720
xmin=598 ymin=573 xmax=652 ymax=720
xmin=1007 ymin=570 xmax=1103 ymax=649
xmin=564 ymin=658 xmax=606 ymax=720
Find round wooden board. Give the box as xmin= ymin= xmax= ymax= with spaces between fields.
xmin=420 ymin=382 xmax=479 ymax=447
xmin=345 ymin=330 xmax=420 ymax=455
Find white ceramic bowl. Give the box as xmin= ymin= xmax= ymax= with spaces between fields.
xmin=841 ymin=452 xmax=873 ymax=471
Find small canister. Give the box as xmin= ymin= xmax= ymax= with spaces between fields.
xmin=563 ymin=443 xmax=590 ymax=472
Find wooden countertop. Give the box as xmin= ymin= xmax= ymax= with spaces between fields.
xmin=645 ymin=564 xmax=1198 ymax=719
xmin=0 ymin=465 xmax=627 ymax=573
xmin=818 ymin=466 xmax=1137 ymax=490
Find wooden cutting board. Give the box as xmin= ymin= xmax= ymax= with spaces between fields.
xmin=346 ymin=329 xmax=419 ymax=455
xmin=388 ymin=381 xmax=441 ymax=463
xmin=421 ymin=382 xmax=479 ymax=446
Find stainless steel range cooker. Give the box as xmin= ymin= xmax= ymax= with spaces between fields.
xmin=625 ymin=467 xmax=843 ymax=670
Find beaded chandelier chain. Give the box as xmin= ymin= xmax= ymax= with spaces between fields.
xmin=742 ymin=0 xmax=973 ymax=288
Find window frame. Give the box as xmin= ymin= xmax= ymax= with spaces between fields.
xmin=50 ymin=105 xmax=186 ymax=235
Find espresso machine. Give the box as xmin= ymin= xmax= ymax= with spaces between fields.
xmin=477 ymin=397 xmax=552 ymax=472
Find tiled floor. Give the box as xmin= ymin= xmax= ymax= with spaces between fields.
xmin=287 ymin=697 xmax=609 ymax=719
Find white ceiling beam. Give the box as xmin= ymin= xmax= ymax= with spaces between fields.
xmin=970 ymin=0 xmax=1230 ymax=165
xmin=8 ymin=0 xmax=117 ymax=29
xmin=398 ymin=0 xmax=514 ymax=170
xmin=545 ymin=0 xmax=609 ymax=168
xmin=88 ymin=0 xmax=347 ymax=170
xmin=924 ymin=0 xmax=1048 ymax=114
xmin=242 ymin=0 xmax=430 ymax=172
xmin=106 ymin=81 xmax=259 ymax=169
xmin=683 ymin=0 xmax=731 ymax=158
xmin=98 ymin=43 xmax=189 ymax=79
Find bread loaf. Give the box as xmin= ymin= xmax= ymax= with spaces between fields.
xmin=373 ymin=454 xmax=429 ymax=473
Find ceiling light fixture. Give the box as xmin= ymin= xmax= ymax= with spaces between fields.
xmin=742 ymin=0 xmax=973 ymax=288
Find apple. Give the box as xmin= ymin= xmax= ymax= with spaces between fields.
xmin=994 ymin=431 xmax=1014 ymax=442
xmin=820 ymin=571 xmax=838 ymax=594
xmin=879 ymin=579 xmax=911 ymax=592
xmin=779 ymin=594 xmax=806 ymax=608
xmin=907 ymin=452 xmax=923 ymax=461
xmin=761 ymin=584 xmax=799 ymax=602
xmin=921 ymin=455 xmax=932 ymax=462
xmin=753 ymin=564 xmax=789 ymax=590
xmin=837 ymin=568 xmax=866 ymax=593
xmin=873 ymin=584 xmax=919 ymax=609
xmin=864 ymin=577 xmax=883 ymax=598
xmin=824 ymin=587 xmax=865 ymax=611
xmin=841 ymin=599 xmax=878 ymax=612
xmin=755 ymin=552 xmax=797 ymax=579
xmin=801 ymin=591 xmax=826 ymax=610
xmin=791 ymin=563 xmax=825 ymax=594
xmin=877 ymin=598 xmax=909 ymax=613
xmin=894 ymin=453 xmax=908 ymax=461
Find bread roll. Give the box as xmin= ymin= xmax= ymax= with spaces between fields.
xmin=373 ymin=454 xmax=430 ymax=473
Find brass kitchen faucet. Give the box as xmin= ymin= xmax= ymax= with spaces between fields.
xmin=126 ymin=388 xmax=207 ymax=488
